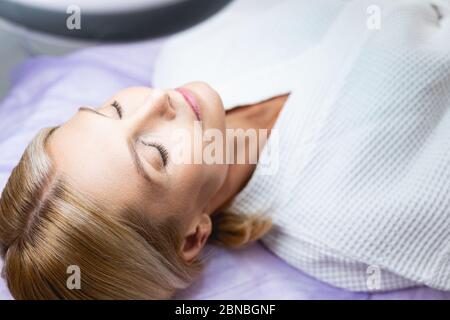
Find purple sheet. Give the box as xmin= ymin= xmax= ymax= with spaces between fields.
xmin=0 ymin=40 xmax=449 ymax=300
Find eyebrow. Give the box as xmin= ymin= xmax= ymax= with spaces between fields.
xmin=78 ymin=106 xmax=153 ymax=184
xmin=78 ymin=106 xmax=108 ymax=118
xmin=127 ymin=138 xmax=154 ymax=184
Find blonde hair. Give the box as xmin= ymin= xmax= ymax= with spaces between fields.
xmin=0 ymin=127 xmax=272 ymax=299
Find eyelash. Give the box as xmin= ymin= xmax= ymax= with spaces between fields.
xmin=111 ymin=100 xmax=123 ymax=118
xmin=112 ymin=101 xmax=168 ymax=167
xmin=140 ymin=140 xmax=169 ymax=167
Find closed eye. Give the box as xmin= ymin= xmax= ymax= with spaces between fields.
xmin=140 ymin=140 xmax=169 ymax=167
xmin=111 ymin=100 xmax=123 ymax=118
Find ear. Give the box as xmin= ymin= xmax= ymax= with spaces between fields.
xmin=180 ymin=213 xmax=212 ymax=262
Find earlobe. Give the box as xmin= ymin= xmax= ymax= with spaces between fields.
xmin=180 ymin=213 xmax=212 ymax=262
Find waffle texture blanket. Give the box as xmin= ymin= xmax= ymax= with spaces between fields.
xmin=154 ymin=0 xmax=450 ymax=291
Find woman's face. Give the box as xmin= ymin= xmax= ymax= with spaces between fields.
xmin=48 ymin=82 xmax=228 ymax=227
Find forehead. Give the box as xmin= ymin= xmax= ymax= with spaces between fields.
xmin=47 ymin=111 xmax=148 ymax=209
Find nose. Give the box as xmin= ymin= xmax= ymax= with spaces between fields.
xmin=126 ymin=89 xmax=175 ymax=130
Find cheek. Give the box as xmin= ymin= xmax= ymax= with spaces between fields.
xmin=170 ymin=164 xmax=215 ymax=208
xmin=195 ymin=162 xmax=228 ymax=205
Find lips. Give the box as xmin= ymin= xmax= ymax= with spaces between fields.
xmin=175 ymin=88 xmax=201 ymax=121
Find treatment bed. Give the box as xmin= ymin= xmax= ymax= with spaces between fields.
xmin=1 ymin=38 xmax=449 ymax=300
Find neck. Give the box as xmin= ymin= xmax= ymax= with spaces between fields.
xmin=206 ymin=94 xmax=289 ymax=215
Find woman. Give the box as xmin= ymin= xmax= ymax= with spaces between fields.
xmin=1 ymin=0 xmax=450 ymax=299
xmin=0 ymin=80 xmax=284 ymax=299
